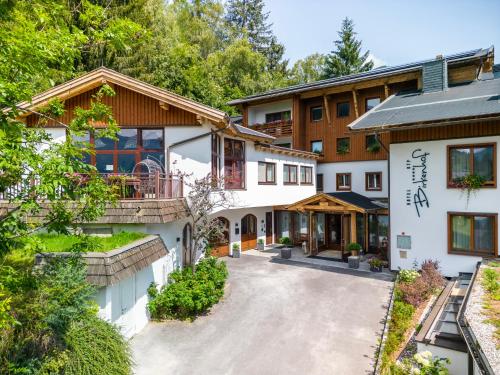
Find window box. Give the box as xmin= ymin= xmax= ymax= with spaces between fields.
xmin=447 ymin=143 xmax=496 ymax=188
xmin=448 ymin=212 xmax=497 ymax=257
xmin=336 ymin=137 xmax=350 ymax=154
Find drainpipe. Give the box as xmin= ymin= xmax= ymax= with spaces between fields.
xmin=375 ymin=132 xmax=391 ymax=269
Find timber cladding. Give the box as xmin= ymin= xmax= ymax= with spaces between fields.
xmin=391 ymin=119 xmax=500 ymax=143
xmin=26 ymin=84 xmax=198 ymax=128
xmin=35 ymin=235 xmax=168 ymax=286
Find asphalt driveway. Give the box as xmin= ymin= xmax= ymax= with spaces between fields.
xmin=131 ymin=254 xmax=393 ymax=375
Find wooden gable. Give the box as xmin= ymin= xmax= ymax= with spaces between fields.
xmin=26 ymin=84 xmax=198 ymax=128
xmin=282 ymin=193 xmax=366 ymax=213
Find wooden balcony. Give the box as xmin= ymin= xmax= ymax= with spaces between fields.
xmin=0 ymin=172 xmax=183 ymax=201
xmin=250 ymin=119 xmax=292 ymax=138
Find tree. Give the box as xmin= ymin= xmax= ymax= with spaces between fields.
xmin=182 ymin=175 xmax=234 ymax=265
xmin=225 ymin=0 xmax=286 ymax=72
xmin=289 ymin=53 xmax=327 ymax=84
xmin=323 ymin=18 xmax=374 ymax=78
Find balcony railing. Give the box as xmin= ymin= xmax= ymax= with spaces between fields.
xmin=0 ymin=172 xmax=183 ymax=201
xmin=251 ymin=119 xmax=292 ymax=137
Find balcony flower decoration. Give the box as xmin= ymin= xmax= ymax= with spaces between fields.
xmin=367 ymin=141 xmax=381 ymax=153
xmin=453 ymin=174 xmax=485 ymax=206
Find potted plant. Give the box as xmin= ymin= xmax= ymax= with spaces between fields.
xmin=257 ymin=238 xmax=265 ymax=251
xmin=346 ymin=242 xmax=362 ymax=257
xmin=279 ymin=237 xmax=292 ymax=259
xmin=367 ymin=141 xmax=381 ymax=153
xmin=369 ymin=257 xmax=383 ymax=272
xmin=232 ymin=243 xmax=241 ymax=258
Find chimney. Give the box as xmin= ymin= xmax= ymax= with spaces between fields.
xmin=422 ymin=54 xmax=448 ymax=92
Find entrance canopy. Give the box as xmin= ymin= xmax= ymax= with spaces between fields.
xmin=274 ymin=192 xmax=388 ymax=258
xmin=281 ymin=192 xmax=387 ymax=215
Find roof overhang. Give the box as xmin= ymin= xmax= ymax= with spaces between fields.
xmin=15 ymin=67 xmax=228 ymax=127
xmin=280 ymin=193 xmax=379 ymax=214
xmin=254 ymin=143 xmax=321 ymax=160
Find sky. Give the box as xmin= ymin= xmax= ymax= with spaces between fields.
xmin=264 ymin=0 xmax=500 ymax=67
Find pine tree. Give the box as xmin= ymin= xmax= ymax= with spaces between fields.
xmin=225 ymin=0 xmax=285 ymax=72
xmin=323 ymin=18 xmax=374 ymax=78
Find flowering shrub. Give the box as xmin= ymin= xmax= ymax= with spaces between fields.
xmin=392 ymin=351 xmax=450 ymax=374
xmin=399 ymin=269 xmax=419 ymax=283
xmin=398 ymin=260 xmax=445 ymax=308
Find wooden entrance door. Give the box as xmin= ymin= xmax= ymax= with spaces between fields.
xmin=265 ymin=212 xmax=273 ymax=245
xmin=241 ymin=214 xmax=257 ymax=251
xmin=326 ymin=214 xmax=342 ymax=250
xmin=210 ymin=217 xmax=230 ymax=257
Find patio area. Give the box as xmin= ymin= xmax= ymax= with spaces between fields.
xmin=245 ymin=246 xmax=393 ymax=278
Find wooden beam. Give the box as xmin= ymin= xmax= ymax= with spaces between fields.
xmin=384 ymin=83 xmax=389 ymax=99
xmin=352 ymin=90 xmax=359 ymax=118
xmin=350 ymin=213 xmax=357 ymax=243
xmin=159 ymin=101 xmax=170 ymax=111
xmin=299 ymin=71 xmax=420 ymax=99
xmin=323 ymin=95 xmax=331 ymax=125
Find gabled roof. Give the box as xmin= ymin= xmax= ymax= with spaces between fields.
xmin=349 ymin=76 xmax=500 ymax=131
xmin=16 ymin=67 xmax=228 ymax=125
xmin=284 ymin=192 xmax=385 ymax=213
xmin=228 ymin=47 xmax=494 ymax=106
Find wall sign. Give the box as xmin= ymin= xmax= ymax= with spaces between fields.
xmin=405 ymin=149 xmax=430 ymax=217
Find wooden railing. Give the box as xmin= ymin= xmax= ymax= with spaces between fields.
xmin=0 ymin=172 xmax=183 ymax=201
xmin=250 ymin=119 xmax=292 ymax=137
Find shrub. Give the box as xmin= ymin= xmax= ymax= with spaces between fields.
xmin=347 ymin=242 xmax=362 ymax=252
xmin=279 ymin=237 xmax=292 ymax=246
xmin=148 ymin=256 xmax=228 ymax=320
xmin=64 ymin=315 xmax=132 ymax=375
xmin=399 ymin=269 xmax=419 ymax=283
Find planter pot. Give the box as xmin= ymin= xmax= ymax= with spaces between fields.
xmin=348 ymin=256 xmax=360 ymax=269
xmin=257 ymin=243 xmax=265 ymax=251
xmin=280 ymin=247 xmax=292 ymax=259
xmin=370 ymin=265 xmax=383 ymax=272
xmin=232 ymin=249 xmax=241 ymax=258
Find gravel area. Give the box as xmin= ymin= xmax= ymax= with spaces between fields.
xmin=464 ymin=266 xmax=500 ymax=374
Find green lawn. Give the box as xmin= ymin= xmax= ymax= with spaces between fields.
xmin=34 ymin=232 xmax=148 ymax=253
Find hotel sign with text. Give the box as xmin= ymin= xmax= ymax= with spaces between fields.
xmin=406 ymin=149 xmax=430 ymax=218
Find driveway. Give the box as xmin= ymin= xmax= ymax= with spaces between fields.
xmin=131 ymin=254 xmax=393 ymax=375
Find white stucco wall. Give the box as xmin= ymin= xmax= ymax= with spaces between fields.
xmin=317 ymin=160 xmax=388 ymax=197
xmin=390 ymin=135 xmax=500 ymax=276
xmin=417 ymin=343 xmax=469 ymax=375
xmin=166 ymin=124 xmax=317 ymax=208
xmin=247 ymin=100 xmax=293 ymax=125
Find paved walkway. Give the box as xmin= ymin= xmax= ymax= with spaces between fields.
xmin=131 ymin=253 xmax=393 ymax=375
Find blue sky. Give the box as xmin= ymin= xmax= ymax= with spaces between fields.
xmin=265 ymin=0 xmax=500 ymax=67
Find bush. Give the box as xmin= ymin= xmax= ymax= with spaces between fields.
xmin=399 ymin=269 xmax=419 ymax=283
xmin=148 ymin=256 xmax=228 ymax=320
xmin=64 ymin=315 xmax=132 ymax=375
